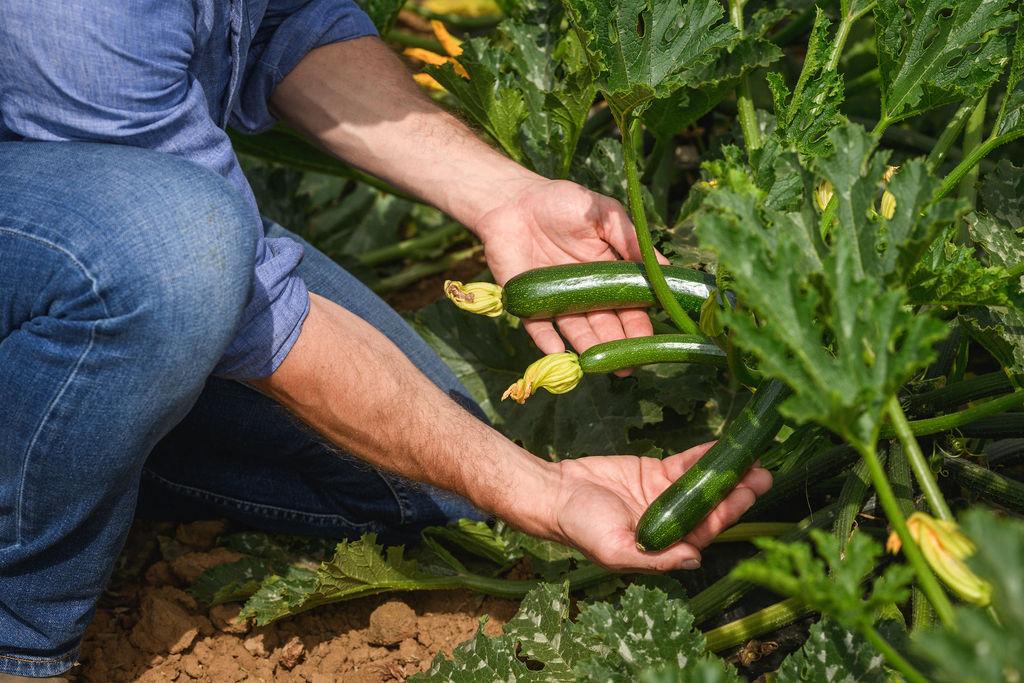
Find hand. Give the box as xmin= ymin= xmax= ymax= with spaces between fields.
xmin=474 ymin=178 xmax=669 ymax=359
xmin=546 ymin=443 xmax=773 ymax=572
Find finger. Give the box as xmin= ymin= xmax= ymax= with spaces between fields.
xmin=736 ymin=464 xmax=774 ymax=497
xmin=523 ymin=319 xmax=566 ymax=355
xmin=684 ymin=484 xmax=760 ymax=549
xmin=588 ymin=527 xmax=704 ymax=573
xmin=618 ymin=308 xmax=654 ymax=339
xmin=552 ymin=313 xmax=603 ymax=354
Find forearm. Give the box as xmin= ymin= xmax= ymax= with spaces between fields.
xmin=249 ymin=293 xmax=561 ymax=538
xmin=268 ymin=36 xmax=540 ymax=230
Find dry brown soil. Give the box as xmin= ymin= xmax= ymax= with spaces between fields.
xmin=71 ymin=520 xmax=519 ymax=683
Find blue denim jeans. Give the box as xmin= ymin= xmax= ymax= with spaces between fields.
xmin=0 ymin=141 xmax=483 ymax=677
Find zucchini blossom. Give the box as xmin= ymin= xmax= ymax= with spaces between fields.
xmin=444 ymin=280 xmax=504 ymax=317
xmin=502 ymin=352 xmax=583 ymax=404
xmin=887 ymin=512 xmax=991 ymax=606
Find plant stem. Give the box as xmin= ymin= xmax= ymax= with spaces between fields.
xmin=615 ymin=110 xmax=701 ymax=335
xmin=851 ymin=438 xmax=956 ymax=628
xmin=358 ymin=223 xmax=466 ymax=266
xmin=371 ymin=245 xmax=481 ymax=294
xmin=957 ymin=94 xmax=989 ymax=215
xmin=711 ymin=522 xmax=795 ymax=543
xmin=729 ymin=0 xmax=762 ymax=152
xmin=926 ymin=99 xmax=978 ymax=171
xmin=885 ymin=396 xmax=954 ymax=522
xmin=702 ymin=597 xmax=811 ymax=652
xmin=940 ymin=129 xmax=1024 ymax=199
xmin=861 ymin=622 xmax=931 ymax=683
xmin=825 ymin=2 xmax=876 ymax=73
xmin=880 ymin=390 xmax=1024 ymax=440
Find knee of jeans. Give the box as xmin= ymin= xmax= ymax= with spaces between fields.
xmin=69 ymin=148 xmax=258 ymax=371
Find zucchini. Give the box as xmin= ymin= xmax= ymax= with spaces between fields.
xmin=501 ymin=262 xmax=719 ymax=319
xmin=502 ymin=334 xmax=726 ymax=403
xmin=635 ymin=378 xmax=791 ymax=551
xmin=942 ymin=455 xmax=1024 ymax=514
xmin=579 ymin=334 xmax=726 ymax=374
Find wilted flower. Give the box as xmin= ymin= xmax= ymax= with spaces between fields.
xmin=815 ymin=180 xmax=834 ymax=212
xmin=444 ymin=280 xmax=504 ymax=317
xmin=887 ymin=512 xmax=991 ymax=606
xmin=404 ymin=20 xmax=468 ymax=90
xmin=502 ymin=352 xmax=583 ymax=404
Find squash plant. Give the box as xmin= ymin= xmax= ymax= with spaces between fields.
xmin=211 ymin=0 xmax=1024 ymax=679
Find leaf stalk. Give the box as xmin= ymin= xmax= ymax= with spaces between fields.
xmin=729 ymin=0 xmax=762 ymax=152
xmin=885 ymin=396 xmax=954 ymax=522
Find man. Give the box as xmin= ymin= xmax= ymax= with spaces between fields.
xmin=0 ymin=1 xmax=772 ymax=678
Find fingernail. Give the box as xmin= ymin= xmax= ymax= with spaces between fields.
xmin=681 ymin=559 xmax=701 ymax=570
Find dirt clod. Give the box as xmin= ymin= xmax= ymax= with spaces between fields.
xmin=209 ymin=603 xmax=251 ymax=635
xmin=368 ymin=601 xmax=419 ymax=647
xmin=277 ymin=635 xmax=306 ymax=670
xmin=174 ymin=520 xmax=229 ymax=550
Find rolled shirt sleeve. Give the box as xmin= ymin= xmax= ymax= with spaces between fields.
xmin=0 ymin=0 xmax=376 ymax=380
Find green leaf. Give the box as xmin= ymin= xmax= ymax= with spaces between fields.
xmin=907 ymin=229 xmax=1024 ymax=308
xmin=979 ymin=159 xmax=1024 ymax=228
xmin=697 ymin=123 xmax=951 ymax=446
xmin=875 ymin=0 xmax=1016 ymax=126
xmin=354 ymin=0 xmax=404 ymax=34
xmin=503 ymin=583 xmax=592 ymax=680
xmin=642 ymin=29 xmax=784 ymax=140
xmin=190 ymin=556 xmax=279 ymax=605
xmin=414 ymin=618 xmax=550 ymax=682
xmin=911 ymin=509 xmax=1024 ymax=683
xmin=238 ymin=565 xmax=320 ymax=625
xmin=563 ymin=0 xmax=737 ymax=116
xmin=636 ymin=659 xmax=742 ymax=683
xmin=768 ymin=8 xmax=845 ymax=155
xmin=732 ymin=530 xmax=915 ymax=633
xmin=572 ymin=585 xmax=709 ymax=682
xmin=428 ymin=12 xmax=596 ymax=178
xmin=775 ymin=618 xmax=891 ymax=683
xmin=996 ymin=6 xmax=1024 ymax=137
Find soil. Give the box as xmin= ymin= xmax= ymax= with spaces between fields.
xmin=71 ymin=520 xmax=520 ymax=682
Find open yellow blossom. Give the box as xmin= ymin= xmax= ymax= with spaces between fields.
xmin=887 ymin=512 xmax=991 ymax=606
xmin=502 ymin=352 xmax=583 ymax=404
xmin=444 ymin=280 xmax=504 ymax=317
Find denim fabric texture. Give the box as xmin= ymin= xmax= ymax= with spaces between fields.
xmin=0 ymin=0 xmax=378 ymax=380
xmin=0 ymin=142 xmax=485 ymax=677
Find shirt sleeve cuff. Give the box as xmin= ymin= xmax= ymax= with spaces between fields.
xmin=232 ymin=0 xmax=379 ymax=133
xmin=212 ymin=233 xmax=311 ymax=380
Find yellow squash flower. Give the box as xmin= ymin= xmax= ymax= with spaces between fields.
xmin=887 ymin=512 xmax=991 ymax=606
xmin=502 ymin=352 xmax=583 ymax=404
xmin=444 ymin=280 xmax=504 ymax=317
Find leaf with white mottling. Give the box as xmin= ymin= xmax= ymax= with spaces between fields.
xmin=776 ymin=618 xmax=890 ymax=683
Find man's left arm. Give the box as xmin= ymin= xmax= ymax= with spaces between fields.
xmin=267 ymin=35 xmax=658 ymax=355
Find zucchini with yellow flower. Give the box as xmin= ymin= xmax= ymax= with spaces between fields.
xmin=501 ymin=335 xmax=726 ymax=403
xmin=445 ymin=262 xmax=719 ymax=320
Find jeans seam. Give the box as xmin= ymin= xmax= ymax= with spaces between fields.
xmin=140 ymin=470 xmax=380 ymax=531
xmin=0 ymin=649 xmax=78 ymax=664
xmin=3 ymin=229 xmax=109 ymax=547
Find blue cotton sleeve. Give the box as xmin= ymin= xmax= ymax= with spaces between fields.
xmin=0 ymin=0 xmax=324 ymax=381
xmin=232 ymin=0 xmax=379 ymax=133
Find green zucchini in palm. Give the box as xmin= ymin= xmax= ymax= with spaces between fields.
xmin=445 ymin=261 xmax=721 ymax=319
xmin=502 ymin=335 xmax=727 ymax=403
xmin=635 ymin=378 xmax=791 ymax=552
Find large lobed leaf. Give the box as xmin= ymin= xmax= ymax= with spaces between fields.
xmin=697 ymin=121 xmax=954 ymax=447
xmin=875 ymin=0 xmax=1016 ymax=126
xmin=775 ymin=618 xmax=891 ymax=683
xmin=563 ymin=0 xmax=737 ymax=116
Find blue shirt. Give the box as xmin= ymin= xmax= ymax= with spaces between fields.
xmin=0 ymin=0 xmax=378 ymax=379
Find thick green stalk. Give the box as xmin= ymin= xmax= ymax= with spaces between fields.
xmin=358 ymin=223 xmax=465 ymax=267
xmin=851 ymin=438 xmax=956 ymax=628
xmin=372 ymin=245 xmax=481 ymax=294
xmin=940 ymin=129 xmax=1024 ymax=199
xmin=885 ymin=396 xmax=954 ymax=522
xmin=833 ymin=452 xmax=880 ymax=555
xmin=903 ymin=370 xmax=1012 ymax=415
xmin=957 ymin=94 xmax=989 ymax=214
xmin=729 ymin=0 xmax=762 ymax=152
xmin=711 ymin=522 xmax=794 ymax=543
xmin=615 ymin=111 xmax=700 ymax=335
xmin=888 ymin=443 xmax=937 ymax=632
xmin=702 ymin=597 xmax=810 ymax=652
xmin=926 ymin=99 xmax=979 ymax=171
xmin=880 ymin=389 xmax=1024 ymax=439
xmin=860 ymin=623 xmax=931 ymax=683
